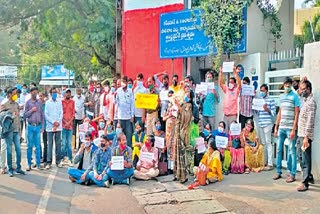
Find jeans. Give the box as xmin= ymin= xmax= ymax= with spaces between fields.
xmin=73 ymin=119 xmax=83 ymax=149
xmin=223 ymin=115 xmax=237 ymax=132
xmin=259 ymin=124 xmax=273 ymax=166
xmin=62 ymin=129 xmax=73 ymax=161
xmin=27 ymin=125 xmax=41 ymax=167
xmin=68 ymin=168 xmax=90 ymax=184
xmin=298 ymin=138 xmax=313 ymax=187
xmin=276 ymin=129 xmax=297 ymax=176
xmin=107 ymin=168 xmax=134 ymax=184
xmin=47 ymin=131 xmax=62 ymax=165
xmin=4 ymin=132 xmax=21 ymax=171
xmin=119 ymin=119 xmax=133 ymax=148
xmin=88 ymin=171 xmax=109 ymax=187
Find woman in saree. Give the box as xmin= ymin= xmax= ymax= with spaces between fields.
xmin=132 ymin=121 xmax=147 ymax=168
xmin=228 ymin=121 xmax=245 ymax=174
xmin=240 ymin=119 xmax=264 ymax=173
xmin=173 ymin=85 xmax=194 ymax=183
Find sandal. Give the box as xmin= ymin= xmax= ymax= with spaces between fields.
xmin=286 ymin=176 xmax=296 ymax=183
xmin=273 ymin=174 xmax=282 ymax=180
xmin=297 ymin=184 xmax=308 ymax=192
xmin=263 ymin=166 xmax=273 ymax=171
xmin=245 ymin=169 xmax=250 ymax=174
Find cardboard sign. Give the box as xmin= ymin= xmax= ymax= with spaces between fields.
xmin=215 ymin=136 xmax=229 ymax=149
xmin=241 ymin=85 xmax=255 ymax=96
xmin=222 ymin=61 xmax=234 ymax=73
xmin=195 ymin=137 xmax=206 ymax=153
xmin=111 ymin=156 xmax=124 ymax=170
xmin=154 ymin=136 xmax=165 ymax=149
xmin=79 ymin=123 xmax=89 ymax=132
xmin=230 ymin=124 xmax=241 ymax=136
xmin=93 ymin=138 xmax=100 ymax=147
xmin=135 ymin=93 xmax=158 ymax=110
xmin=139 ymin=152 xmax=154 ymax=163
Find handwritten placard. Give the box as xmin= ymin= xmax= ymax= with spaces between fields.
xmin=206 ymin=82 xmax=215 ymax=91
xmin=139 ymin=152 xmax=154 ymax=163
xmin=215 ymin=136 xmax=229 ymax=149
xmin=241 ymin=85 xmax=255 ymax=96
xmin=230 ymin=124 xmax=241 ymax=136
xmin=154 ymin=137 xmax=165 ymax=149
xmin=252 ymin=98 xmax=266 ymax=111
xmin=195 ymin=84 xmax=207 ymax=95
xmin=195 ymin=137 xmax=206 ymax=153
xmin=79 ymin=123 xmax=89 ymax=132
xmin=111 ymin=156 xmax=124 ymax=170
xmin=222 ymin=61 xmax=234 ymax=73
xmin=135 ymin=93 xmax=158 ymax=110
xmin=98 ymin=130 xmax=105 ymax=138
xmin=79 ymin=132 xmax=86 ymax=143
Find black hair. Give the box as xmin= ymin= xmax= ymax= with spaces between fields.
xmin=17 ymin=89 xmax=21 ymax=94
xmin=209 ymin=138 xmax=217 ymax=150
xmin=50 ymin=87 xmax=56 ymax=94
xmin=243 ymin=76 xmax=250 ymax=84
xmin=284 ymin=77 xmax=293 ymax=85
xmin=30 ymin=82 xmax=36 ymax=86
xmin=205 ymin=123 xmax=212 ymax=131
xmin=147 ymin=135 xmax=155 ymax=147
xmin=303 ymin=80 xmax=312 ymax=93
xmin=85 ymin=131 xmax=93 ymax=140
xmin=104 ymin=80 xmax=110 ymax=86
xmin=219 ymin=121 xmax=226 ymax=129
xmin=137 ymin=73 xmax=144 ymax=80
xmin=30 ymin=87 xmax=38 ymax=92
xmin=260 ymin=84 xmax=268 ymax=92
xmin=163 ymin=74 xmax=169 ymax=80
xmin=22 ymin=84 xmax=28 ymax=88
xmin=122 ymin=76 xmax=128 ymax=82
xmin=6 ymin=87 xmax=15 ymax=95
xmin=128 ymin=78 xmax=133 ymax=83
xmin=246 ymin=119 xmax=255 ymax=132
xmin=230 ymin=77 xmax=237 ymax=84
xmin=172 ymin=74 xmax=178 ymax=79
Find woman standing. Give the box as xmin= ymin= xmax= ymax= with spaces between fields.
xmin=173 ymin=85 xmax=194 ymax=183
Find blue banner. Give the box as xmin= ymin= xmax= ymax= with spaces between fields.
xmin=41 ymin=65 xmax=74 ymax=80
xmin=159 ymin=9 xmax=247 ymax=59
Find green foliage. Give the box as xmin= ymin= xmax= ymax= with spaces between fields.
xmin=0 ymin=29 xmax=20 ymax=64
xmin=304 ymin=0 xmax=320 ymax=7
xmin=199 ymin=0 xmax=253 ymax=69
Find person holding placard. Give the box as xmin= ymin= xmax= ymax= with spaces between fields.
xmin=240 ymin=119 xmax=264 ymax=174
xmin=196 ymin=124 xmax=213 ymax=167
xmin=107 ymin=134 xmax=134 ymax=185
xmin=132 ymin=121 xmax=147 ymax=168
xmin=239 ymin=77 xmax=254 ymax=129
xmin=228 ymin=121 xmax=245 ymax=174
xmin=256 ymin=84 xmax=276 ymax=171
xmin=88 ymin=134 xmax=112 ymax=187
xmin=219 ymin=66 xmax=242 ymax=131
xmin=68 ymin=132 xmax=98 ymax=184
xmin=145 ymin=76 xmax=160 ymax=135
xmin=134 ymin=135 xmax=159 ymax=180
xmin=153 ymin=119 xmax=167 ymax=175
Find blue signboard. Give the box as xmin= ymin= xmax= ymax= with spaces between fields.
xmin=41 ymin=65 xmax=74 ymax=80
xmin=159 ymin=9 xmax=247 ymax=59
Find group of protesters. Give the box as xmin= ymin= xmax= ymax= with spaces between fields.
xmin=0 ymin=66 xmax=316 ymax=191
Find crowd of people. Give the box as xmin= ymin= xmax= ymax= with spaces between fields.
xmin=0 ymin=66 xmax=316 ymax=192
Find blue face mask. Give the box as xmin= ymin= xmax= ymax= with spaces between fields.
xmin=260 ymin=92 xmax=266 ymax=98
xmin=22 ymin=88 xmax=27 ymax=94
xmin=107 ymin=125 xmax=112 ymax=131
xmin=156 ymin=124 xmax=161 ymax=131
xmin=52 ymin=93 xmax=58 ymax=100
xmin=116 ymin=128 xmax=122 ymax=135
xmin=184 ymin=95 xmax=190 ymax=103
xmin=111 ymin=87 xmax=116 ymax=93
xmin=128 ymin=84 xmax=133 ymax=89
xmin=99 ymin=122 xmax=105 ymax=129
xmin=203 ymin=129 xmax=210 ymax=137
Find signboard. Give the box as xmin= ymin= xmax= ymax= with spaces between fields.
xmin=135 ymin=93 xmax=158 ymax=110
xmin=111 ymin=156 xmax=124 ymax=170
xmin=41 ymin=65 xmax=74 ymax=80
xmin=159 ymin=9 xmax=247 ymax=59
xmin=0 ymin=66 xmax=18 ymax=78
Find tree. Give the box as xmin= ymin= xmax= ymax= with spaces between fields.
xmin=294 ymin=13 xmax=320 ymax=49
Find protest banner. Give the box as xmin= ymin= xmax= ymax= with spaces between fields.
xmin=154 ymin=136 xmax=165 ymax=149
xmin=135 ymin=93 xmax=158 ymax=110
xmin=222 ymin=61 xmax=234 ymax=73
xmin=111 ymin=156 xmax=124 ymax=170
xmin=215 ymin=135 xmax=229 ymax=148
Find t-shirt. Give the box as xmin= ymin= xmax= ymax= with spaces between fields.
xmin=202 ymin=85 xmax=220 ymax=117
xmin=279 ymin=90 xmax=300 ymax=130
xmin=222 ymin=85 xmax=239 ymax=116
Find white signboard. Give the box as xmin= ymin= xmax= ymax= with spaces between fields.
xmin=93 ymin=138 xmax=100 ymax=147
xmin=111 ymin=156 xmax=124 ymax=170
xmin=241 ymin=85 xmax=255 ymax=96
xmin=215 ymin=136 xmax=229 ymax=149
xmin=195 ymin=137 xmax=206 ymax=153
xmin=79 ymin=123 xmax=89 ymax=132
xmin=252 ymin=98 xmax=266 ymax=111
xmin=139 ymin=152 xmax=154 ymax=163
xmin=0 ymin=66 xmax=18 ymax=78
xmin=222 ymin=61 xmax=234 ymax=73
xmin=98 ymin=130 xmax=105 ymax=138
xmin=154 ymin=136 xmax=165 ymax=149
xmin=195 ymin=84 xmax=207 ymax=95
xmin=230 ymin=124 xmax=241 ymax=136
xmin=79 ymin=132 xmax=86 ymax=143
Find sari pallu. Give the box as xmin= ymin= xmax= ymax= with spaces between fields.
xmin=229 ymin=147 xmax=245 ymax=174
xmin=165 ymin=116 xmax=176 ymax=170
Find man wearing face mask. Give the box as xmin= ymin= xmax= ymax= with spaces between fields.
xmin=84 ymin=82 xmax=99 ymax=119
xmin=61 ymin=89 xmax=75 ymax=167
xmin=73 ymin=88 xmax=85 ymax=150
xmin=115 ymin=76 xmax=134 ymax=148
xmin=68 ymin=132 xmax=98 ymax=184
xmin=219 ymin=66 xmax=242 ymax=131
xmin=273 ymin=77 xmax=300 ymax=183
xmin=106 ymin=81 xmax=117 ymax=125
xmin=24 ymin=87 xmax=44 ymax=171
xmin=18 ymin=84 xmax=30 ymax=143
xmin=100 ymin=80 xmax=110 ymax=121
xmin=45 ymin=87 xmax=63 ymax=169
xmin=0 ymin=87 xmax=26 ymax=177
xmin=239 ymin=77 xmax=254 ymax=129
xmin=159 ymin=75 xmax=170 ymax=131
xmin=170 ymin=74 xmax=180 ymax=93
xmin=133 ymin=74 xmax=147 ymax=127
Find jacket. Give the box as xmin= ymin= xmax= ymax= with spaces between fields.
xmin=0 ymin=110 xmax=14 ymax=139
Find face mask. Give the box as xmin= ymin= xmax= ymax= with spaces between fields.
xmin=52 ymin=93 xmax=57 ymax=100
xmin=31 ymin=94 xmax=37 ymax=100
xmin=96 ymin=88 xmax=101 ymax=93
xmin=22 ymin=88 xmax=27 ymax=94
xmin=164 ymin=82 xmax=169 ymax=88
xmin=107 ymin=125 xmax=112 ymax=131
xmin=302 ymin=91 xmax=308 ymax=98
xmin=136 ymin=129 xmax=142 ymax=134
xmin=145 ymin=141 xmax=151 ymax=148
xmin=121 ymin=82 xmax=127 ymax=88
xmin=119 ymin=143 xmax=126 ymax=150
xmin=89 ymin=127 xmax=95 ymax=132
xmin=228 ymin=83 xmax=234 ymax=90
xmin=172 ymin=80 xmax=177 ymax=86
xmin=111 ymin=87 xmax=116 ymax=93
xmin=128 ymin=84 xmax=133 ymax=89
xmin=218 ymin=127 xmax=224 ymax=133
xmin=156 ymin=124 xmax=161 ymax=131
xmin=100 ymin=142 xmax=106 ymax=148
xmin=99 ymin=122 xmax=105 ymax=129
xmin=148 ymin=85 xmax=154 ymax=90
xmin=104 ymin=87 xmax=109 ymax=93
xmin=207 ymin=78 xmax=213 ymax=83
xmin=184 ymin=95 xmax=190 ymax=103
xmin=89 ymin=86 xmax=95 ymax=93
xmin=293 ymin=84 xmax=299 ymax=91
xmin=260 ymin=92 xmax=266 ymax=98
xmin=12 ymin=94 xmax=18 ymax=102
xmin=85 ymin=141 xmax=91 ymax=147
xmin=284 ymin=86 xmax=292 ymax=93
xmin=203 ymin=129 xmax=209 ymax=137
xmin=116 ymin=128 xmax=122 ymax=135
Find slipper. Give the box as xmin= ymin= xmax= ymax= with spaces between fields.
xmin=297 ymin=184 xmax=308 ymax=192
xmin=286 ymin=176 xmax=296 ymax=183
xmin=273 ymin=174 xmax=282 ymax=180
xmin=245 ymin=169 xmax=250 ymax=174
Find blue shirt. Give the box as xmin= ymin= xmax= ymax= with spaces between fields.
xmin=115 ymin=88 xmax=134 ymax=120
xmin=212 ymin=130 xmax=229 ymax=138
xmin=202 ymin=85 xmax=220 ymax=117
xmin=279 ymin=90 xmax=300 ymax=130
xmin=44 ymin=99 xmax=63 ymax=132
xmin=93 ymin=147 xmax=112 ymax=174
xmin=257 ymin=96 xmax=276 ymax=128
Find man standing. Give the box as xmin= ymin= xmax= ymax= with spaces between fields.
xmin=45 ymin=87 xmax=63 ymax=169
xmin=296 ymin=80 xmax=316 ymax=191
xmin=62 ymin=89 xmax=75 ymax=167
xmin=201 ymin=71 xmax=220 ymax=130
xmin=273 ymin=77 xmax=300 ymax=183
xmin=24 ymin=87 xmax=44 ymax=170
xmin=115 ymin=76 xmax=134 ymax=148
xmin=159 ymin=75 xmax=170 ymax=131
xmin=18 ymin=84 xmax=30 ymax=143
xmin=257 ymin=84 xmax=276 ymax=171
xmin=73 ymin=88 xmax=85 ymax=150
xmin=145 ymin=76 xmax=160 ymax=135
xmin=170 ymin=74 xmax=180 ymax=93
xmin=219 ymin=67 xmax=242 ymax=131
xmin=239 ymin=77 xmax=254 ymax=129
xmin=84 ymin=84 xmax=98 ymax=119
xmin=133 ymin=75 xmax=147 ymax=126
xmin=0 ymin=87 xmax=26 ymax=177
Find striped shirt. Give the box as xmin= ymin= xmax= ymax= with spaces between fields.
xmin=279 ymin=90 xmax=300 ymax=130
xmin=298 ymin=94 xmax=317 ymax=140
xmin=257 ymin=96 xmax=276 ymax=128
xmin=240 ymin=95 xmax=253 ymax=117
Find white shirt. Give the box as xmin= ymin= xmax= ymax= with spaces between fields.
xmin=159 ymin=88 xmax=170 ymax=117
xmin=99 ymin=92 xmax=109 ymax=120
xmin=45 ymin=99 xmax=63 ymax=132
xmin=74 ymin=95 xmax=85 ymax=120
xmin=133 ymin=86 xmax=147 ymax=117
xmin=115 ymin=87 xmax=134 ymax=120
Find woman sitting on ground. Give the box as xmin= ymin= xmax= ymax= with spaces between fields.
xmin=240 ymin=119 xmax=264 ymax=173
xmin=132 ymin=121 xmax=147 ymax=168
xmin=228 ymin=121 xmax=245 ymax=174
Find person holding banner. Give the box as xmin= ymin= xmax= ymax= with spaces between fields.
xmin=219 ymin=66 xmax=242 ymax=131
xmin=240 ymin=119 xmax=264 ymax=173
xmin=228 ymin=121 xmax=245 ymax=174
xmin=145 ymin=76 xmax=160 ymax=135
xmin=134 ymin=135 xmax=159 ymax=180
xmin=239 ymin=77 xmax=254 ymax=129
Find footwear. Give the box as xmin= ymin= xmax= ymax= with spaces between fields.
xmin=124 ymin=178 xmax=130 ymax=185
xmin=273 ymin=174 xmax=282 ymax=180
xmin=45 ymin=165 xmax=51 ymax=170
xmin=36 ymin=165 xmax=43 ymax=170
xmin=104 ymin=180 xmax=110 ymax=188
xmin=32 ymin=164 xmax=37 ymax=168
xmin=286 ymin=176 xmax=296 ymax=183
xmin=69 ymin=176 xmax=76 ymax=182
xmin=26 ymin=166 xmax=31 ymax=171
xmin=16 ymin=169 xmax=26 ymax=175
xmin=8 ymin=170 xmax=14 ymax=177
xmin=0 ymin=168 xmax=7 ymax=174
xmin=297 ymin=184 xmax=308 ymax=192
xmin=180 ymin=178 xmax=188 ymax=184
xmin=111 ymin=179 xmax=114 ymax=185
xmin=309 ymin=176 xmax=315 ymax=184
xmin=67 ymin=160 xmax=74 ymax=167
xmin=263 ymin=166 xmax=273 ymax=171
xmin=57 ymin=163 xmax=63 ymax=168
xmin=245 ymin=168 xmax=250 ymax=174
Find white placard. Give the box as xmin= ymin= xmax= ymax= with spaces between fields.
xmin=195 ymin=137 xmax=206 ymax=153
xmin=206 ymin=82 xmax=215 ymax=91
xmin=252 ymin=98 xmax=266 ymax=111
xmin=222 ymin=61 xmax=234 ymax=73
xmin=195 ymin=84 xmax=207 ymax=95
xmin=98 ymin=130 xmax=105 ymax=138
xmin=230 ymin=124 xmax=241 ymax=136
xmin=241 ymin=85 xmax=255 ymax=96
xmin=79 ymin=123 xmax=89 ymax=132
xmin=139 ymin=152 xmax=154 ymax=163
xmin=111 ymin=156 xmax=124 ymax=170
xmin=154 ymin=136 xmax=165 ymax=149
xmin=93 ymin=138 xmax=100 ymax=147
xmin=79 ymin=132 xmax=86 ymax=143
xmin=215 ymin=136 xmax=229 ymax=149
xmin=86 ymin=110 xmax=94 ymax=116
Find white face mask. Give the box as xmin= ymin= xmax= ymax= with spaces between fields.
xmin=228 ymin=83 xmax=234 ymax=89
xmin=137 ymin=81 xmax=143 ymax=88
xmin=218 ymin=127 xmax=224 ymax=133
